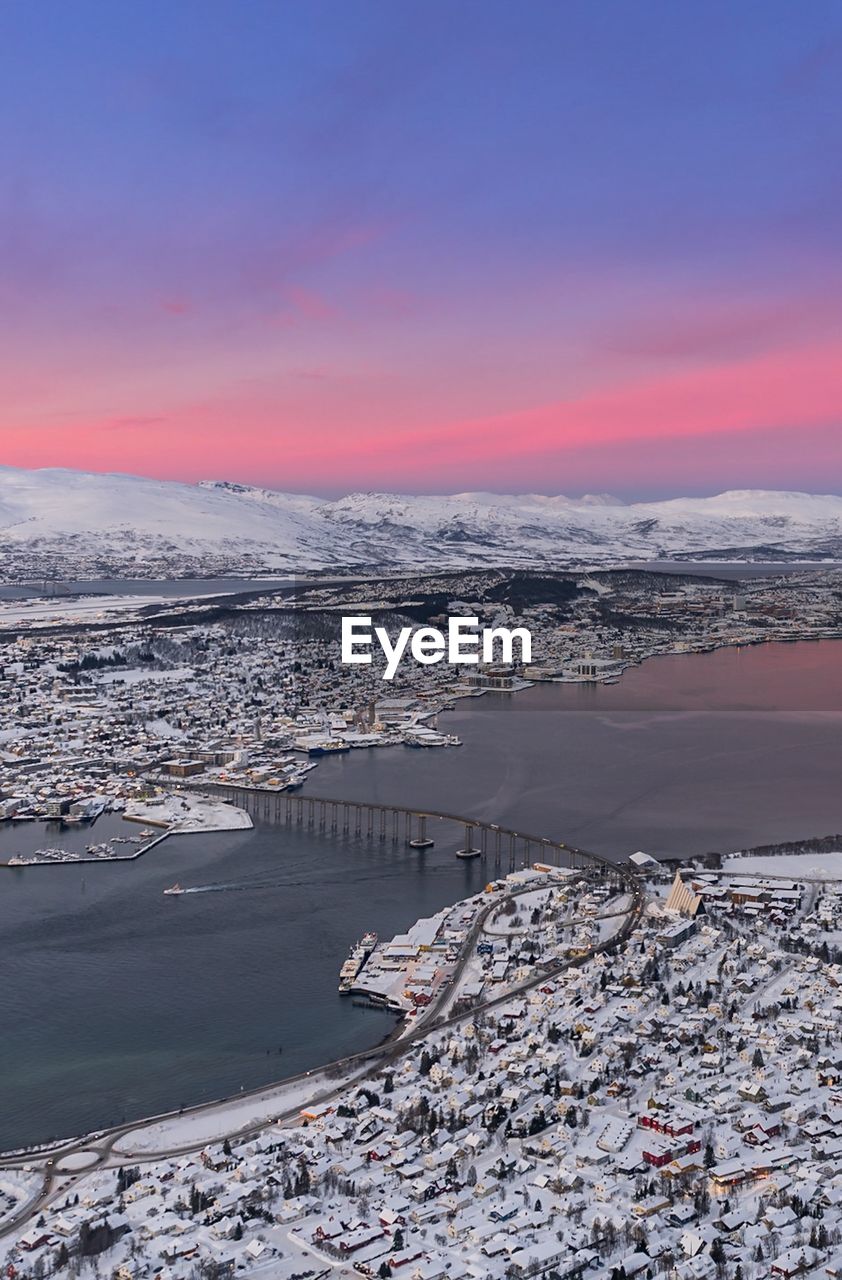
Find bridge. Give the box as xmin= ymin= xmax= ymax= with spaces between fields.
xmin=175 ymin=780 xmax=626 ymax=879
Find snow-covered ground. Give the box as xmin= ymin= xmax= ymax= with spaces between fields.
xmin=111 ymin=1061 xmax=369 ymax=1156
xmin=0 ymin=1171 xmax=39 ymax=1227
xmin=722 ymin=851 xmax=842 ymax=879
xmin=125 ymin=793 xmax=253 ymax=834
xmin=0 ymin=594 xmax=177 ymax=626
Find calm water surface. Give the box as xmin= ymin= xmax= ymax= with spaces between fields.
xmin=1 ymin=639 xmax=840 ymax=1150
xmin=313 ymin=639 xmax=842 ymax=859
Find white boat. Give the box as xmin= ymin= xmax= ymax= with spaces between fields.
xmin=163 ymin=882 xmax=186 ymax=896
xmin=338 ymin=932 xmax=378 ymax=993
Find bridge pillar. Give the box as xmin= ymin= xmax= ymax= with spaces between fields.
xmin=457 ymin=824 xmax=481 ymax=859
xmin=409 ymin=814 xmax=434 ymax=849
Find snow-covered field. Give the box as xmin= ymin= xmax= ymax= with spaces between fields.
xmin=125 ymin=793 xmax=253 ymax=834
xmin=722 ymin=851 xmax=842 ymax=879
xmin=0 ymin=593 xmax=176 ymax=626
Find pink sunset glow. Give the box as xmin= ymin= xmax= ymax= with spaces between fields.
xmin=3 ymin=3 xmax=842 ymax=496
xmin=3 ymin=329 xmax=841 ymax=495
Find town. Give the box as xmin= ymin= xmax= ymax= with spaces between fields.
xmin=1 ymin=566 xmax=841 ymax=857
xmin=1 ymin=565 xmax=842 ymax=1280
xmin=1 ymin=845 xmax=841 ymax=1280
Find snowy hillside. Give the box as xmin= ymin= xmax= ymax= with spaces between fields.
xmin=1 ymin=467 xmax=841 ymax=575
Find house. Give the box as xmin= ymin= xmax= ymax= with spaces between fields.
xmin=770 ymin=1248 xmax=821 ymax=1279
xmin=18 ymin=1230 xmax=52 ymax=1252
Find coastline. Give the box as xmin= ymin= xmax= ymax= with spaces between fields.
xmin=2 ymin=633 xmax=840 ymax=1159
xmin=0 ymin=859 xmax=641 ymax=1169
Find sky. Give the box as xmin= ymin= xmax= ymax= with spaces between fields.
xmin=2 ymin=0 xmax=842 ymax=498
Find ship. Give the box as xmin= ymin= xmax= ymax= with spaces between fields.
xmin=306 ymin=739 xmax=350 ymax=757
xmin=404 ymin=732 xmax=462 ymax=749
xmin=338 ymin=931 xmax=378 ymax=994
xmin=163 ymin=883 xmax=186 ymax=896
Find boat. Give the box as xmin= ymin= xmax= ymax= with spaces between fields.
xmin=404 ymin=731 xmax=462 ymax=749
xmin=163 ymin=883 xmax=186 ymax=896
xmin=338 ymin=932 xmax=378 ymax=993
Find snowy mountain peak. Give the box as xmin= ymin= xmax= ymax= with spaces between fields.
xmin=1 ymin=466 xmax=841 ymax=574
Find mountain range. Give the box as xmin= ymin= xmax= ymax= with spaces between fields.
xmin=2 ymin=466 xmax=842 ymax=575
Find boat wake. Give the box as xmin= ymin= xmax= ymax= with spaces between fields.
xmin=164 ymin=875 xmax=290 ymax=896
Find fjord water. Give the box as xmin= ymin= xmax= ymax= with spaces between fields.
xmin=313 ymin=638 xmax=842 ymax=859
xmin=1 ymin=640 xmax=840 ymax=1151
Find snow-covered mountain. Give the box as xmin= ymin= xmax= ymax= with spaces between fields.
xmin=1 ymin=466 xmax=842 ymax=575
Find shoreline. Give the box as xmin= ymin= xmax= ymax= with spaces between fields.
xmin=2 ymin=634 xmax=840 ymax=1160
xmin=2 ymin=800 xmax=837 ymax=1162
xmin=0 ymin=860 xmax=641 ymax=1167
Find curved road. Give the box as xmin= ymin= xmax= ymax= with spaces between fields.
xmin=0 ymin=809 xmax=643 ymax=1241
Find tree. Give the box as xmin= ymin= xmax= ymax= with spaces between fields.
xmin=393 ymin=1228 xmax=404 ymax=1252
xmin=752 ymin=1047 xmax=764 ymax=1069
xmin=704 ymin=1141 xmax=715 ymax=1168
xmin=710 ymin=1238 xmax=726 ymax=1273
